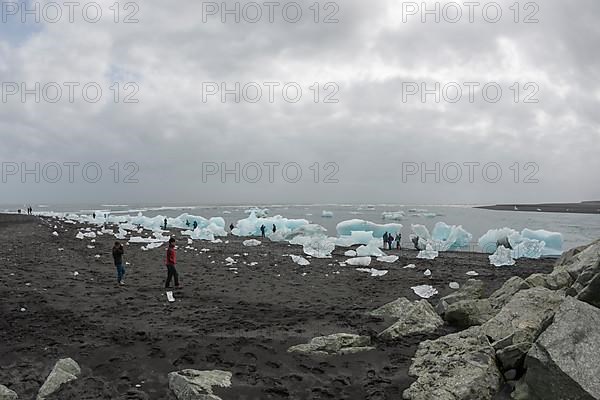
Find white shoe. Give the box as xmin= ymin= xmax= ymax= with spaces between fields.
xmin=120 ymin=281 xmax=125 ymax=285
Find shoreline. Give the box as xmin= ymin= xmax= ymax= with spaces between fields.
xmin=476 ymin=201 xmax=600 ymax=215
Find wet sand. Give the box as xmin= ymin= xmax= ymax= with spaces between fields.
xmin=0 ymin=214 xmax=554 ymax=399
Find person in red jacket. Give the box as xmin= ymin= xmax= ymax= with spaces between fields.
xmin=165 ymin=237 xmax=180 ymax=289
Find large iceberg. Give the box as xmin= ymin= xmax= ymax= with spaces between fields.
xmin=233 ymin=212 xmax=309 ymax=237
xmin=411 ymin=222 xmax=472 ymax=252
xmin=336 ymin=219 xmax=402 ymax=238
xmin=478 ymin=228 xmax=563 ymax=258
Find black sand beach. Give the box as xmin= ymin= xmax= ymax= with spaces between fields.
xmin=0 ymin=214 xmax=555 ymax=399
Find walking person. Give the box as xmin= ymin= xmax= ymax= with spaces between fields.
xmin=395 ymin=233 xmax=401 ymax=250
xmin=165 ymin=238 xmax=180 ymax=289
xmin=383 ymin=232 xmax=388 ymax=248
xmin=272 ymin=224 xmax=277 ymax=234
xmin=163 ymin=218 xmax=168 ymax=230
xmin=112 ymin=241 xmax=125 ymax=285
xmin=260 ymin=224 xmax=266 ymax=238
xmin=387 ymin=233 xmax=394 ymax=250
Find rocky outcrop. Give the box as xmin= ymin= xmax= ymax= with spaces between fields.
xmin=403 ymin=327 xmax=502 ymax=400
xmin=483 ymin=287 xmax=564 ymax=371
xmin=0 ymin=385 xmax=18 ymax=400
xmin=444 ymin=276 xmax=531 ymax=328
xmin=287 ymin=333 xmax=375 ymax=355
xmin=378 ymin=299 xmax=444 ymax=341
xmin=168 ymin=369 xmax=232 ymax=400
xmin=512 ymin=297 xmax=600 ymax=400
xmin=435 ymin=279 xmax=485 ymax=315
xmin=37 ymin=358 xmax=81 ymax=400
xmin=369 ymin=297 xmax=413 ymax=319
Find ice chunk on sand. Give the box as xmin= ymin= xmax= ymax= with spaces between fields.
xmin=76 ymin=232 xmax=85 ymax=240
xmin=291 ymin=255 xmax=310 ymax=266
xmin=243 ymin=239 xmax=261 ymax=247
xmin=52 ymin=231 xmax=59 ymax=236
xmin=417 ymin=245 xmax=439 ymax=260
xmin=346 ymin=257 xmax=372 ymax=267
xmin=449 ymin=282 xmax=460 ymax=289
xmin=511 ymin=238 xmax=545 ymax=259
xmin=466 ymin=271 xmax=479 ymax=276
xmin=424 ymin=269 xmax=432 ymax=277
xmin=411 ymin=285 xmax=438 ymax=299
xmin=303 ymin=237 xmax=336 ymax=258
xmin=377 ymin=255 xmax=399 ymax=263
xmin=403 ymin=264 xmax=417 ymax=269
xmin=225 ymin=257 xmax=236 ymax=264
xmin=412 ymin=222 xmax=472 ymax=251
xmin=489 ymin=246 xmax=516 ymax=266
xmin=142 ymin=242 xmax=163 ymax=251
xmin=520 ymin=228 xmax=563 ymax=256
xmin=344 ymin=250 xmax=357 ymax=257
xmin=336 ymin=219 xmax=402 ymax=238
xmin=356 ymin=242 xmax=386 ymax=257
xmin=478 ymin=228 xmax=521 ymax=253
xmin=356 ymin=268 xmax=388 ymax=277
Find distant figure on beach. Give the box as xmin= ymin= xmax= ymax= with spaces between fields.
xmin=112 ymin=241 xmax=125 ymax=285
xmin=260 ymin=225 xmax=266 ymax=238
xmin=272 ymin=224 xmax=277 ymax=234
xmin=383 ymin=232 xmax=388 ymax=248
xmin=387 ymin=233 xmax=394 ymax=250
xmin=412 ymin=236 xmax=420 ymax=250
xmin=395 ymin=233 xmax=401 ymax=249
xmin=18 ymin=209 xmax=21 ymax=214
xmin=165 ymin=238 xmax=180 ymax=289
xmin=92 ymin=212 xmax=96 ymax=219
xmin=192 ymin=221 xmax=198 ymax=230
xmin=185 ymin=220 xmax=190 ymax=227
xmin=163 ymin=218 xmax=168 ymax=230
xmin=496 ymin=237 xmax=512 ymax=250
xmin=229 ymin=223 xmax=234 ymax=231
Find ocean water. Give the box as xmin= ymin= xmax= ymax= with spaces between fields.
xmin=3 ymin=203 xmax=599 ymax=252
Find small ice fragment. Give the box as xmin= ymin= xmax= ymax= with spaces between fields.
xmin=466 ymin=271 xmax=479 ymax=276
xmin=424 ymin=269 xmax=432 ymax=277
xmin=403 ymin=264 xmax=417 ymax=269
xmin=449 ymin=282 xmax=460 ymax=289
xmin=411 ymin=285 xmax=438 ymax=299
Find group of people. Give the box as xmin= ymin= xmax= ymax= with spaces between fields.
xmin=112 ymin=237 xmax=180 ymax=288
xmin=260 ymin=224 xmax=276 ymax=238
xmin=17 ymin=206 xmax=33 ymax=215
xmin=383 ymin=232 xmax=401 ymax=250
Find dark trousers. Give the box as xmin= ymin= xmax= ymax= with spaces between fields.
xmin=166 ymin=265 xmax=179 ymax=288
xmin=116 ymin=263 xmax=125 ymax=283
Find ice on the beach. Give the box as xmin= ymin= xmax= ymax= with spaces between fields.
xmin=521 ymin=229 xmax=563 ymax=256
xmin=73 ymin=271 xmax=79 ymax=276
xmin=142 ymin=242 xmax=163 ymax=251
xmin=344 ymin=250 xmax=357 ymax=257
xmin=346 ymin=257 xmax=372 ymax=267
xmin=243 ymin=239 xmax=261 ymax=247
xmin=291 ymin=255 xmax=310 ymax=266
xmin=52 ymin=231 xmax=59 ymax=236
xmin=449 ymin=282 xmax=460 ymax=289
xmin=76 ymin=232 xmax=85 ymax=240
xmin=489 ymin=246 xmax=516 ymax=266
xmin=377 ymin=255 xmax=399 ymax=263
xmin=417 ymin=244 xmax=439 ymax=260
xmin=412 ymin=222 xmax=472 ymax=252
xmin=336 ymin=219 xmax=402 ymax=238
xmin=356 ymin=268 xmax=388 ymax=277
xmin=381 ymin=211 xmax=405 ymax=220
xmin=302 ymin=237 xmax=336 ymax=258
xmin=356 ymin=242 xmax=386 ymax=257
xmin=335 ymin=231 xmax=378 ymax=247
xmin=424 ymin=269 xmax=432 ymax=277
xmin=403 ymin=264 xmax=417 ymax=269
xmin=233 ymin=211 xmax=309 ymax=238
xmin=411 ymin=285 xmax=438 ymax=299
xmin=225 ymin=257 xmax=236 ymax=264
xmin=478 ymin=228 xmax=563 ymax=258
xmin=466 ymin=271 xmax=479 ymax=276
xmin=321 ymin=210 xmax=334 ymax=218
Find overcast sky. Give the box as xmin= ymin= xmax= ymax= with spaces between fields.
xmin=1 ymin=0 xmax=599 ymax=205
